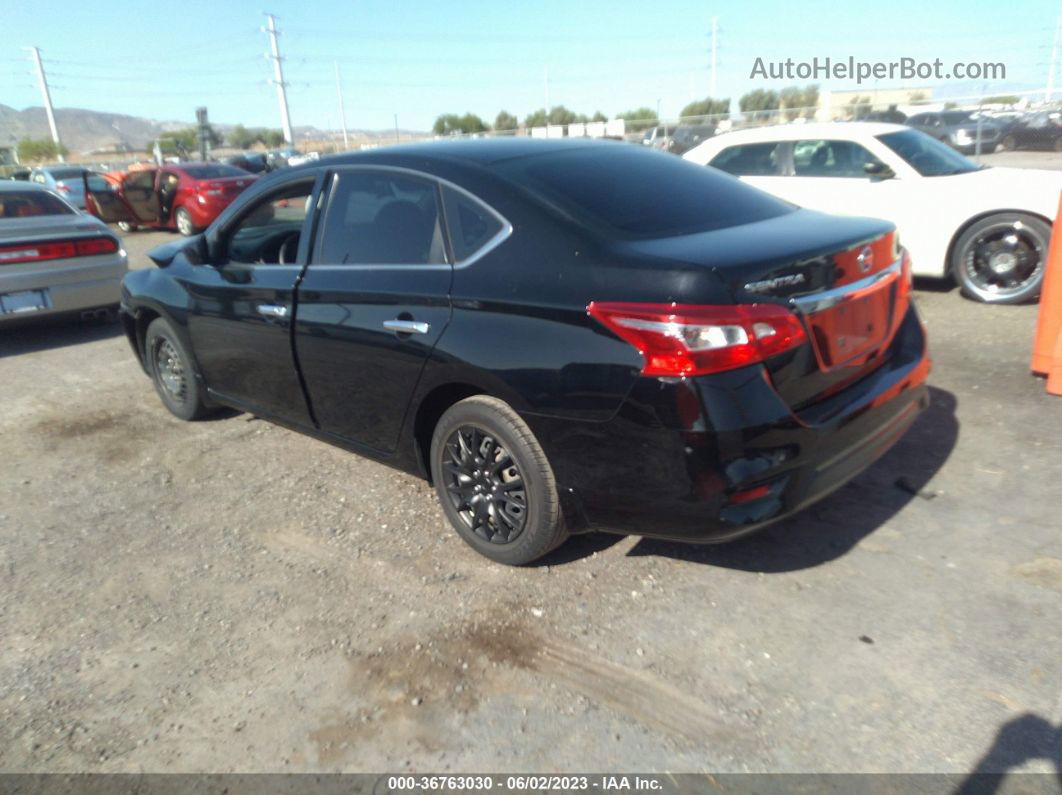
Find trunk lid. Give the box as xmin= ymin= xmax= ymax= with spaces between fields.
xmin=622 ymin=209 xmax=909 ymax=411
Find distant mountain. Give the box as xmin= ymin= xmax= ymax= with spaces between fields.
xmin=0 ymin=104 xmax=424 ymax=155
xmin=0 ymin=104 xmax=188 ymax=154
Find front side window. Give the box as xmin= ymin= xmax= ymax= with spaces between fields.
xmin=316 ymin=171 xmax=446 ymax=265
xmin=792 ymin=139 xmax=886 ymax=178
xmin=226 ymin=181 xmax=314 ymax=265
xmin=708 ymin=142 xmax=783 ymax=177
xmin=442 ymin=186 xmax=505 ymax=262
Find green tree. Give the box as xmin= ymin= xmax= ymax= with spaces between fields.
xmin=523 ymin=108 xmax=549 ymax=128
xmin=617 ymin=107 xmax=658 ymax=132
xmin=262 ymin=129 xmax=286 ymax=147
xmin=547 ymin=106 xmax=578 ymax=126
xmin=591 ymin=111 xmax=608 ymax=122
xmin=680 ymin=97 xmax=730 ymax=121
xmin=16 ymin=138 xmax=67 ymax=163
xmin=494 ymin=110 xmax=519 ymax=131
xmin=738 ymin=90 xmax=779 ymax=121
xmin=432 ymin=113 xmax=489 ymax=136
xmin=228 ymin=124 xmax=257 ymax=149
xmin=981 ymin=95 xmax=1020 ymax=106
xmin=159 ymin=125 xmax=221 ymax=154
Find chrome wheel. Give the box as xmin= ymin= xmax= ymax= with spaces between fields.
xmin=175 ymin=208 xmax=194 ymax=236
xmin=154 ymin=338 xmax=187 ymax=405
xmin=961 ymin=220 xmax=1045 ymax=300
xmin=441 ymin=425 xmax=527 ymax=544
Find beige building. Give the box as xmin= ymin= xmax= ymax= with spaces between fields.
xmin=818 ymin=87 xmax=934 ymax=120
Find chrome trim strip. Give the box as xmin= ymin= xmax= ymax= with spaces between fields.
xmin=789 ymin=258 xmax=903 ymax=314
xmin=382 ymin=319 xmax=430 ymax=335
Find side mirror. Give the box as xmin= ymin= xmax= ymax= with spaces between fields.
xmin=864 ymin=162 xmax=895 ymax=180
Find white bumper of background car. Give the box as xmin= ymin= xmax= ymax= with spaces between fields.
xmin=0 ymin=253 xmax=128 ymax=322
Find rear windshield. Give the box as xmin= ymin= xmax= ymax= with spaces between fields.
xmin=497 ymin=145 xmax=793 ymax=238
xmin=0 ymin=190 xmax=75 ymax=218
xmin=181 ymin=165 xmax=247 ymax=179
xmin=48 ymin=168 xmax=86 ymax=180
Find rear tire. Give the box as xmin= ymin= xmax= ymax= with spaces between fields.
xmin=951 ymin=213 xmax=1050 ymax=304
xmin=430 ymin=396 xmax=568 ymax=565
xmin=145 ymin=318 xmax=212 ymax=420
xmin=117 ymin=221 xmax=138 ymax=233
xmin=1054 ymin=137 xmax=1062 ymax=153
xmin=175 ymin=206 xmax=196 ymax=237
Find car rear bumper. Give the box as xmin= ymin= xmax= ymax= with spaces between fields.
xmin=0 ymin=255 xmax=127 ymax=323
xmin=529 ymin=304 xmax=930 ymax=542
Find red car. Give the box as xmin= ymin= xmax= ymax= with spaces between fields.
xmin=92 ymin=163 xmax=257 ymax=236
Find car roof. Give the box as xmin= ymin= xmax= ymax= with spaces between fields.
xmin=0 ymin=180 xmax=55 ymax=193
xmin=707 ymin=122 xmax=909 ymax=144
xmin=310 ymin=137 xmax=627 ymax=169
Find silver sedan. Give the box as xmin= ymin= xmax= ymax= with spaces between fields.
xmin=0 ymin=181 xmax=128 ymax=324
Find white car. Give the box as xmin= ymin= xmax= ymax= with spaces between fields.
xmin=684 ymin=122 xmax=1060 ymax=303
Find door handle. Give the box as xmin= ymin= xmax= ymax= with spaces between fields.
xmin=257 ymin=303 xmax=289 ymax=319
xmin=383 ymin=319 xmax=430 ymax=335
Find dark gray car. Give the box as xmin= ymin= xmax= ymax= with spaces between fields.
xmin=904 ymin=110 xmax=1001 ymax=154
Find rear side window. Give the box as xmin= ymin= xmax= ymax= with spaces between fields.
xmin=709 ymin=142 xmax=783 ymax=176
xmin=48 ymin=168 xmax=85 ymax=180
xmin=316 ymin=171 xmax=447 ymax=265
xmin=442 ymin=186 xmax=505 ymax=262
xmin=500 ymin=144 xmax=791 ymax=238
xmin=0 ymin=190 xmax=75 ymax=217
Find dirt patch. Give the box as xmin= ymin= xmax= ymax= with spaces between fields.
xmin=33 ymin=410 xmax=123 ymax=440
xmin=1011 ymin=558 xmax=1062 ymax=591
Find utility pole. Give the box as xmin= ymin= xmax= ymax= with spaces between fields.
xmin=709 ymin=17 xmax=718 ymax=100
xmin=334 ymin=61 xmax=349 ymax=150
xmin=1048 ymin=14 xmax=1061 ymax=102
xmin=393 ymin=114 xmax=400 ymax=144
xmin=28 ymin=47 xmax=64 ymax=162
xmin=264 ymin=13 xmax=294 ymax=145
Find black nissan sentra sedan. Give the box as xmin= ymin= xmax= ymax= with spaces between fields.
xmin=86 ymin=139 xmax=929 ymax=565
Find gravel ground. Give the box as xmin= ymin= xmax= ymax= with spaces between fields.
xmin=1 ymin=190 xmax=1060 ymax=776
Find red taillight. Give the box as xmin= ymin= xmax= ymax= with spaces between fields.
xmin=0 ymin=237 xmax=119 ymax=265
xmin=75 ymin=237 xmax=119 ymax=256
xmin=587 ymin=302 xmax=806 ymax=377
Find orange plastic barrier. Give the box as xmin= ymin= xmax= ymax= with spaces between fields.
xmin=1031 ymin=191 xmax=1062 ymax=396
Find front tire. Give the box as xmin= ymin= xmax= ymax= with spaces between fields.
xmin=999 ymin=134 xmax=1018 ymax=152
xmin=951 ymin=213 xmax=1050 ymax=304
xmin=117 ymin=221 xmax=138 ymax=233
xmin=175 ymin=206 xmax=196 ymax=237
xmin=430 ymin=396 xmax=568 ymax=565
xmin=145 ymin=318 xmax=212 ymax=420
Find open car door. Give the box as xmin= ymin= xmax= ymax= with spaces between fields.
xmin=82 ymin=172 xmax=138 ymax=225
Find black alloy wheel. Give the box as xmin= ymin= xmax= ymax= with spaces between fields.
xmin=145 ymin=317 xmax=213 ymax=420
xmin=441 ymin=425 xmax=528 ymax=544
xmin=430 ymin=396 xmax=568 ymax=565
xmin=951 ymin=213 xmax=1050 ymax=304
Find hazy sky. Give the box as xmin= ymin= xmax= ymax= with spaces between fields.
xmin=2 ymin=0 xmax=1058 ymax=132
